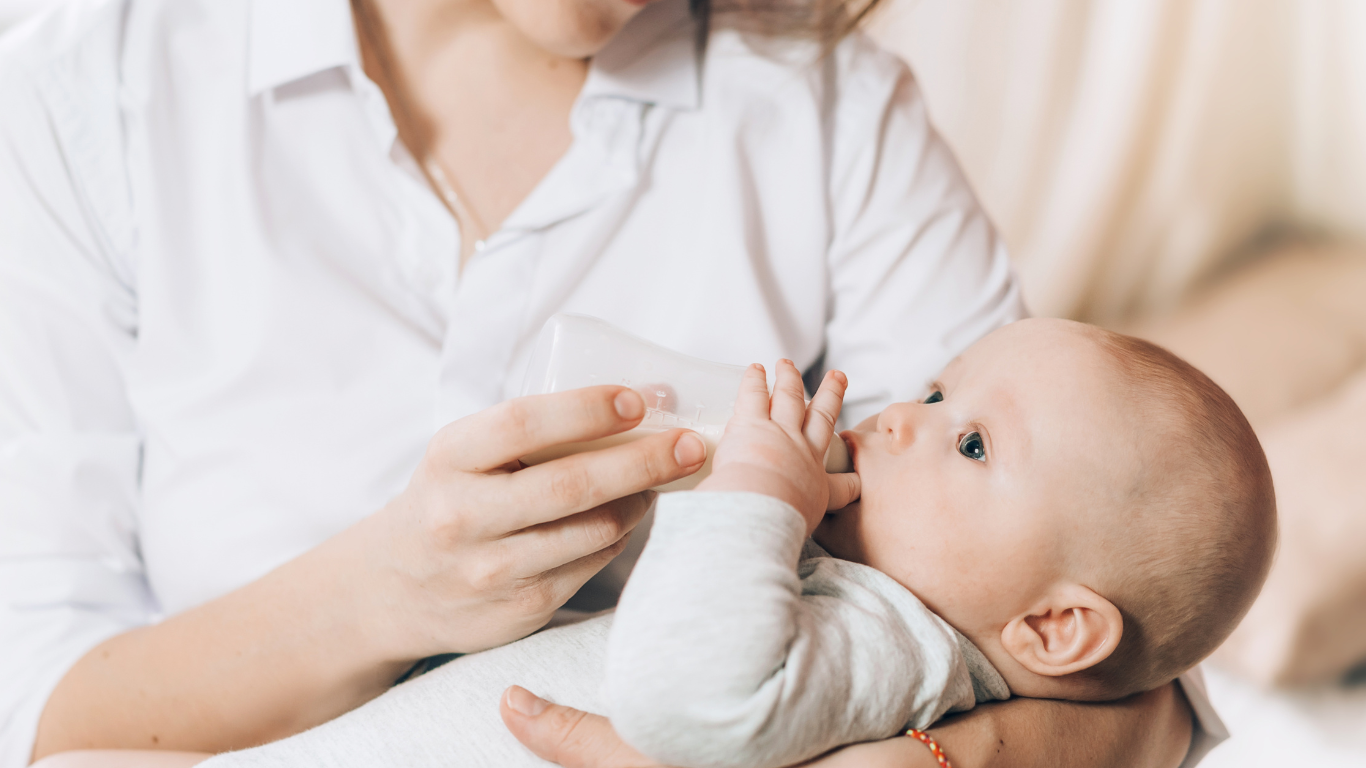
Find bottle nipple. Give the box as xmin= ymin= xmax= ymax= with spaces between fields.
xmin=824 ymin=436 xmax=852 ymax=473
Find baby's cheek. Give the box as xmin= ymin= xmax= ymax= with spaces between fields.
xmin=871 ymin=507 xmax=979 ymax=597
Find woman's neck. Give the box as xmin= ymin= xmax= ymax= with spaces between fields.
xmin=361 ymin=0 xmax=588 ymax=103
xmin=354 ymin=0 xmax=588 ymax=250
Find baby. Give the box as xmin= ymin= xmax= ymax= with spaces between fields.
xmin=204 ymin=318 xmax=1276 ymax=768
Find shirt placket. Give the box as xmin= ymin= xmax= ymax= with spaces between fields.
xmin=344 ymin=64 xmax=462 ymax=336
xmin=432 ymin=97 xmax=647 ymax=427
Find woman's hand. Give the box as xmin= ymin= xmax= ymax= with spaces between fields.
xmin=354 ymin=385 xmax=708 ymax=658
xmin=499 ymin=687 xmax=938 ymax=768
xmin=501 ymin=687 xmax=660 ymax=767
xmin=699 ymin=361 xmax=860 ymax=534
xmin=501 ymin=683 xmax=1194 ymax=768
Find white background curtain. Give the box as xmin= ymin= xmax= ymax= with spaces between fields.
xmin=870 ymin=0 xmax=1366 ymax=323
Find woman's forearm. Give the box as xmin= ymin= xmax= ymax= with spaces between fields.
xmin=32 ymin=388 xmax=697 ymax=762
xmin=927 ymin=682 xmax=1193 ymax=768
xmin=31 ymin=526 xmax=410 ymax=761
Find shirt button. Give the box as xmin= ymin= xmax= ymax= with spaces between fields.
xmin=474 ymin=239 xmax=487 ymax=253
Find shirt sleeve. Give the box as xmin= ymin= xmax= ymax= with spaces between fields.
xmin=603 ymin=492 xmax=969 ymax=768
xmin=823 ymin=36 xmax=1026 ymax=426
xmin=0 ymin=49 xmax=153 ymax=768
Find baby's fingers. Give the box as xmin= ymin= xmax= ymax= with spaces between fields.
xmin=802 ymin=370 xmax=848 ymax=456
xmin=733 ymin=363 xmax=771 ymax=420
xmin=769 ymin=359 xmax=808 ymax=431
xmin=826 ymin=472 xmax=861 ymax=511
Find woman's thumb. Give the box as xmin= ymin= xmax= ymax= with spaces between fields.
xmin=500 ymin=686 xmax=658 ymax=768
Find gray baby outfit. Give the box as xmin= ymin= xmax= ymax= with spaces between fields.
xmin=202 ymin=492 xmax=1008 ymax=768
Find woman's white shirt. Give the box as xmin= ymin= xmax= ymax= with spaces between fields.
xmin=0 ymin=0 xmax=1033 ymax=763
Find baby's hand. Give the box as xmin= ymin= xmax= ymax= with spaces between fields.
xmin=698 ymin=360 xmax=861 ymax=534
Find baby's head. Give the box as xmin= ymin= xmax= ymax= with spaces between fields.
xmin=815 ymin=318 xmax=1276 ymax=700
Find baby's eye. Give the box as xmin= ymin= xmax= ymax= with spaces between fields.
xmin=958 ymin=432 xmax=986 ymax=462
xmin=924 ymin=391 xmax=944 ymax=404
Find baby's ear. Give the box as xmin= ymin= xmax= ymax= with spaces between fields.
xmin=999 ymin=584 xmax=1122 ymax=677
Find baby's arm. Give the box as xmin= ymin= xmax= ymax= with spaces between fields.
xmin=604 ymin=362 xmax=967 ymax=768
xmin=604 ymin=491 xmax=955 ymax=768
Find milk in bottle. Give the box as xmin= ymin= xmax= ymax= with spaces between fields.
xmin=519 ymin=314 xmax=851 ymax=491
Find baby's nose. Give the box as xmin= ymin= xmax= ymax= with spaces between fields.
xmin=875 ymin=402 xmax=920 ymax=448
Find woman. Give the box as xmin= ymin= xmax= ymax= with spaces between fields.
xmin=0 ymin=0 xmax=1200 ymax=765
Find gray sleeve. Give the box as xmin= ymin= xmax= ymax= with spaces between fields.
xmin=603 ymin=492 xmax=964 ymax=768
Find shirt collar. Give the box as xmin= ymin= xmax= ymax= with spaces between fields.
xmin=247 ymin=0 xmax=700 ymax=110
xmin=248 ymin=0 xmax=359 ymax=96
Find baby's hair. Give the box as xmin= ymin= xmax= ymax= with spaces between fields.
xmin=1078 ymin=330 xmax=1277 ymax=697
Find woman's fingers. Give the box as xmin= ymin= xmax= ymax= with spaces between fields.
xmin=491 ymin=429 xmax=704 ymax=532
xmin=826 ymin=471 xmax=861 ymax=511
xmin=802 ymin=370 xmax=847 ymax=455
xmin=769 ymin=359 xmax=809 ymax=431
xmin=501 ymin=492 xmax=654 ymax=578
xmin=519 ymin=526 xmax=640 ymax=611
xmin=434 ymin=387 xmax=646 ymax=472
xmin=500 ymin=687 xmax=663 ymax=768
xmin=733 ymin=363 xmax=770 ymax=420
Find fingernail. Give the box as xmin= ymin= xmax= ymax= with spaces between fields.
xmin=506 ymin=686 xmax=549 ymax=717
xmin=674 ymin=432 xmax=706 ymax=466
xmin=614 ymin=390 xmax=643 ymax=420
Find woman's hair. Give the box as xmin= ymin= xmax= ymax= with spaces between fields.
xmin=690 ymin=0 xmax=884 ymax=47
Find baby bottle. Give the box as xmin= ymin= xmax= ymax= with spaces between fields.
xmin=519 ymin=314 xmax=852 ymax=491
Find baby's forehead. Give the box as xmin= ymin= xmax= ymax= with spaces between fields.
xmin=928 ymin=323 xmax=1176 ymax=449
xmin=1035 ymin=344 xmax=1196 ymax=471
xmin=999 ymin=337 xmax=1155 ymax=462
xmin=956 ymin=323 xmax=1122 ymax=396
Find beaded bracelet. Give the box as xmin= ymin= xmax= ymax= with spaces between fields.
xmin=905 ymin=728 xmax=954 ymax=768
